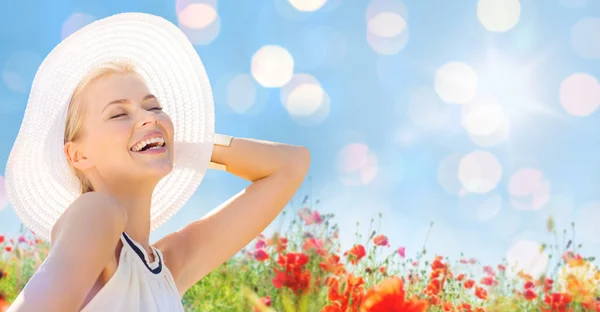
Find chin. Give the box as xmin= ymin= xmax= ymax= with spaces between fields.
xmin=145 ymin=162 xmax=174 ymax=179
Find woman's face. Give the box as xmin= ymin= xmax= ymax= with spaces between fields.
xmin=73 ymin=73 xmax=175 ymax=187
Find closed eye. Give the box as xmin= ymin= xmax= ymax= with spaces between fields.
xmin=110 ymin=113 xmax=126 ymax=119
xmin=110 ymin=107 xmax=161 ymax=119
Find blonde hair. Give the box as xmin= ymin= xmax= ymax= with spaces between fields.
xmin=64 ymin=60 xmax=140 ymax=194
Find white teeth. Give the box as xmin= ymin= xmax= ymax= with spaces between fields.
xmin=131 ymin=136 xmax=165 ymax=152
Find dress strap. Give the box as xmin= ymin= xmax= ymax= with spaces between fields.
xmin=121 ymin=232 xmax=163 ymax=274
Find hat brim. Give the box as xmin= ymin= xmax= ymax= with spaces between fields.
xmin=5 ymin=12 xmax=215 ymax=242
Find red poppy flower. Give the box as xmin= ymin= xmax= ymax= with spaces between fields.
xmin=373 ymin=234 xmax=390 ymax=247
xmin=360 ymin=276 xmax=428 ymax=312
xmin=344 ymin=244 xmax=366 ymax=265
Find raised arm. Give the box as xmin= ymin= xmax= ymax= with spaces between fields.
xmin=155 ymin=137 xmax=310 ymax=295
xmin=7 ymin=192 xmax=127 ymax=312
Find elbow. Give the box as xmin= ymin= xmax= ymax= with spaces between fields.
xmin=285 ymin=146 xmax=311 ymax=178
xmin=297 ymin=146 xmax=311 ymax=169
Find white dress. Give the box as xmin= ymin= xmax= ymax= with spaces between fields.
xmin=80 ymin=232 xmax=185 ymax=311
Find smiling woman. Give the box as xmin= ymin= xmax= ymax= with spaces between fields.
xmin=63 ymin=62 xmax=172 ymax=194
xmin=4 ymin=12 xmax=309 ymax=312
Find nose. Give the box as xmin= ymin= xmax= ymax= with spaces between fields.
xmin=136 ymin=109 xmax=159 ymax=128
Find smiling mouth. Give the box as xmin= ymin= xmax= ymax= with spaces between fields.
xmin=130 ymin=136 xmax=165 ymax=152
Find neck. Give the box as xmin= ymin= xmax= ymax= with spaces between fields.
xmin=91 ymin=177 xmax=156 ymax=255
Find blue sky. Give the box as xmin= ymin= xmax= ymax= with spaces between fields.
xmin=1 ymin=0 xmax=600 ymax=274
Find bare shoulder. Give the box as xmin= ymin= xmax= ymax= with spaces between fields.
xmin=8 ymin=192 xmax=127 ymax=312
xmin=51 ymin=191 xmax=126 ymax=245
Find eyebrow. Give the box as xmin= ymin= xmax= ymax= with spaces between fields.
xmin=101 ymin=94 xmax=158 ymax=113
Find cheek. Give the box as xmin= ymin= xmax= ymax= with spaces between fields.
xmin=88 ymin=123 xmax=133 ymax=159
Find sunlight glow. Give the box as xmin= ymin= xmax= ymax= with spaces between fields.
xmin=463 ymin=100 xmax=506 ymax=136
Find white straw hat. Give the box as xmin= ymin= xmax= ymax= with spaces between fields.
xmin=4 ymin=12 xmax=215 ymax=242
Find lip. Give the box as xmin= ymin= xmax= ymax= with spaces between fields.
xmin=130 ymin=131 xmax=165 ymax=152
xmin=134 ymin=146 xmax=167 ymax=155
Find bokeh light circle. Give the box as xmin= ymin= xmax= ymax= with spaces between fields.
xmin=438 ymin=154 xmax=465 ymax=196
xmin=175 ymin=0 xmax=217 ymax=13
xmin=251 ymin=45 xmax=295 ymax=88
xmin=62 ymin=13 xmax=96 ymax=40
xmin=280 ymin=74 xmax=330 ymax=126
xmin=508 ymin=168 xmax=550 ymax=211
xmin=434 ymin=62 xmax=478 ymax=105
xmin=288 ymin=0 xmax=327 ymax=12
xmin=559 ymin=73 xmax=600 ymax=117
xmin=477 ymin=0 xmax=521 ymax=32
xmin=366 ymin=0 xmax=409 ymax=55
xmin=458 ymin=192 xmax=503 ymax=222
xmin=463 ymin=101 xmax=506 ymax=136
xmin=571 ymin=17 xmax=600 ymax=59
xmin=286 ymin=84 xmax=324 ymax=116
xmin=366 ymin=31 xmax=409 ymax=55
xmin=461 ymin=99 xmax=511 ymax=147
xmin=368 ymin=12 xmax=406 ymax=38
xmin=177 ymin=1 xmax=221 ymax=45
xmin=280 ymin=74 xmax=320 ymax=104
xmin=178 ymin=3 xmax=217 ymax=29
xmin=226 ymin=74 xmax=257 ymax=114
xmin=468 ymin=121 xmax=510 ymax=147
xmin=337 ymin=143 xmax=379 ymax=186
xmin=2 ymin=51 xmax=42 ymax=94
xmin=366 ymin=0 xmax=408 ymax=23
xmin=458 ymin=151 xmax=502 ymax=194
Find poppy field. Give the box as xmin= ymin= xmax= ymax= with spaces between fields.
xmin=1 ymin=196 xmax=599 ymax=311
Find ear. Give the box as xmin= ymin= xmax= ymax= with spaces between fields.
xmin=64 ymin=141 xmax=93 ymax=171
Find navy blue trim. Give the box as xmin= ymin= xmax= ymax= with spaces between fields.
xmin=122 ymin=232 xmax=162 ymax=274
